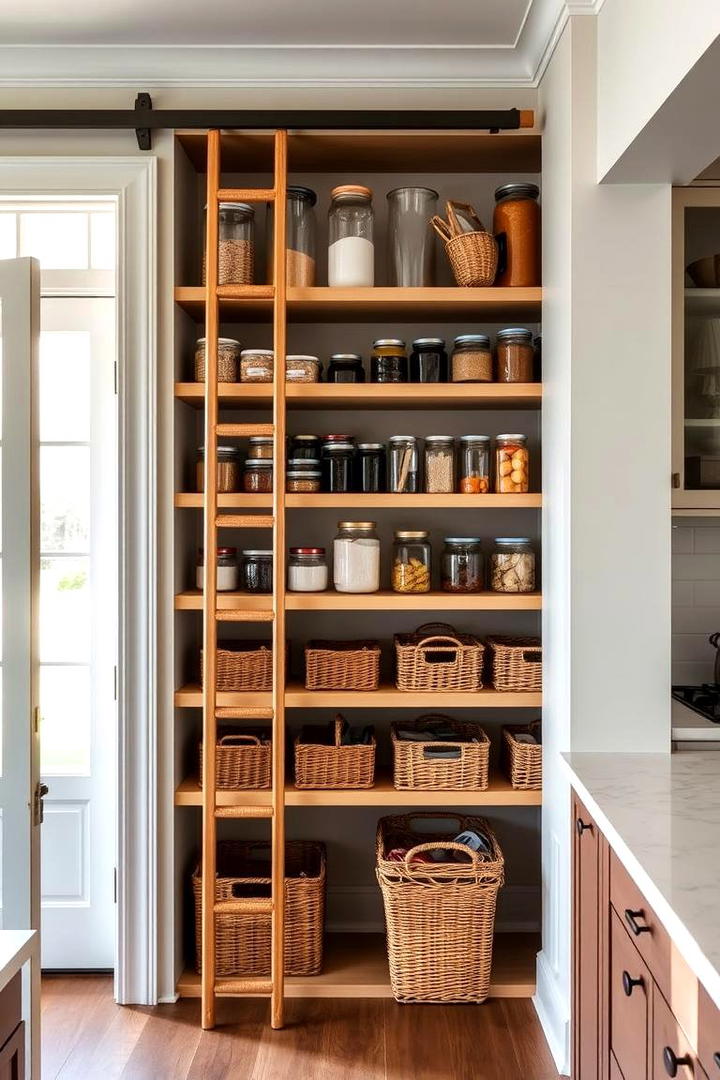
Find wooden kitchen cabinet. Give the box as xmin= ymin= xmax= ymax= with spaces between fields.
xmin=699 ymin=984 xmax=720 ymax=1079
xmin=573 ymin=792 xmax=609 ymax=1080
xmin=0 ymin=974 xmax=23 ymax=1080
xmin=653 ymin=984 xmax=707 ymax=1080
xmin=610 ymin=908 xmax=650 ymax=1080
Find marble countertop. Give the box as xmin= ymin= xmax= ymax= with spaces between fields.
xmin=0 ymin=930 xmax=36 ymax=994
xmin=563 ymin=752 xmax=720 ymax=1009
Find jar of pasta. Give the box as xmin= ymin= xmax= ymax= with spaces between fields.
xmin=392 ymin=531 xmax=431 ymax=593
xmin=495 ymin=434 xmax=529 ymax=494
xmin=493 ymin=184 xmax=540 ymax=287
xmin=459 ymin=435 xmax=490 ymax=494
xmin=490 ymin=538 xmax=535 ymax=593
xmin=196 ymin=446 xmax=240 ymax=493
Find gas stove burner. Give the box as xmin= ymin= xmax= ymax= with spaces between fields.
xmin=672 ymin=683 xmax=720 ymax=723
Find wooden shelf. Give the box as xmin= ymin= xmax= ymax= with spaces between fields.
xmin=176 ymin=931 xmax=539 ymax=999
xmin=174 ymin=285 xmax=542 ymax=323
xmin=175 ymin=589 xmax=542 ymax=612
xmin=175 ymin=683 xmax=542 ymax=709
xmin=175 ymin=381 xmax=543 ymax=411
xmin=175 ymin=492 xmax=541 ymax=509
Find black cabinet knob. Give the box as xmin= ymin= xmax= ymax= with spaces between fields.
xmin=624 ymin=908 xmax=651 ymax=936
xmin=576 ymin=818 xmax=592 ymax=837
xmin=663 ymin=1046 xmax=692 ymax=1076
xmin=713 ymin=1052 xmax=720 ymax=1068
xmin=622 ymin=970 xmax=643 ymax=996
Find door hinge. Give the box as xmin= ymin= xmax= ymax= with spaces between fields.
xmin=33 ymin=706 xmax=41 ymax=734
xmin=672 ymin=472 xmax=681 ymax=489
xmin=113 ymin=867 xmax=117 ymax=904
xmin=33 ymin=782 xmax=49 ymax=827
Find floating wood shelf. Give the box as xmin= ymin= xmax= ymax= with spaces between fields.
xmin=175 ymin=589 xmax=542 ymax=612
xmin=174 ymin=683 xmax=542 ymax=709
xmin=175 ymin=492 xmax=542 ymax=509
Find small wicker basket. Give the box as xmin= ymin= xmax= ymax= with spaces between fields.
xmin=394 ymin=622 xmax=484 ymax=693
xmin=294 ymin=714 xmax=376 ymax=789
xmin=431 ymin=201 xmax=498 ymax=288
xmin=487 ymin=636 xmax=542 ymax=693
xmin=503 ymin=721 xmax=542 ymax=790
xmin=304 ymin=640 xmax=381 ymax=692
xmin=199 ymin=733 xmax=271 ymax=790
xmin=200 ymin=641 xmax=273 ymax=692
xmin=376 ymin=812 xmax=504 ymax=1003
xmin=391 ymin=714 xmax=489 ymax=791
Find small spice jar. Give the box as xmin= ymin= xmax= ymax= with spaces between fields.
xmin=321 ymin=441 xmax=355 ymax=493
xmin=441 ymin=538 xmax=483 ymax=593
xmin=286 ymin=354 xmax=321 ymax=383
xmin=247 ymin=436 xmax=274 ymax=460
xmin=327 ymin=354 xmax=365 ymax=383
xmin=424 ymin=435 xmax=455 ymax=493
xmin=490 ymin=538 xmax=535 ymax=593
xmin=333 ymin=521 xmax=380 ymax=594
xmin=410 ymin=338 xmax=448 ymax=383
xmin=392 ymin=530 xmax=431 ymax=593
xmin=287 ymin=469 xmax=321 ymax=493
xmin=371 ymin=339 xmax=408 ymax=383
xmin=196 ymin=446 xmax=240 ymax=493
xmin=496 ymin=328 xmax=534 ymax=383
xmin=388 ymin=435 xmax=419 ymax=493
xmin=493 ymin=183 xmax=540 ymax=288
xmin=290 ymin=434 xmax=321 ymax=460
xmin=240 ymin=348 xmax=274 ymax=383
xmin=288 ymin=547 xmax=328 ymax=592
xmin=194 ymin=337 xmax=240 ymax=383
xmin=355 ymin=443 xmax=386 ymax=493
xmin=196 ymin=547 xmax=239 ymax=592
xmin=241 ymin=549 xmax=273 ymax=594
xmin=459 ymin=435 xmax=490 ymax=494
xmin=287 ymin=457 xmax=320 ymax=474
xmin=451 ymin=334 xmax=493 ymax=383
xmin=495 ymin=434 xmax=529 ymax=494
xmin=243 ymin=459 xmax=273 ymax=493
xmin=203 ymin=203 xmax=255 ymax=286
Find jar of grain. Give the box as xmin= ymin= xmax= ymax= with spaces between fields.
xmin=287 ymin=469 xmax=321 ymax=493
xmin=286 ymin=355 xmax=321 ymax=383
xmin=490 ymin=538 xmax=535 ymax=593
xmin=267 ymin=186 xmax=317 ymax=286
xmin=247 ymin=436 xmax=274 ymax=460
xmin=203 ymin=202 xmax=255 ymax=286
xmin=240 ymin=349 xmax=273 ymax=383
xmin=496 ymin=328 xmax=534 ymax=383
xmin=392 ymin=530 xmax=431 ymax=593
xmin=196 ymin=547 xmax=239 ymax=592
xmin=441 ymin=538 xmax=483 ymax=593
xmin=423 ymin=436 xmax=455 ymax=493
xmin=243 ymin=459 xmax=273 ymax=493
xmin=333 ymin=521 xmax=380 ymax=593
xmin=288 ymin=547 xmax=328 ymax=592
xmin=495 ymin=434 xmax=529 ymax=494
xmin=493 ymin=183 xmax=540 ymax=287
xmin=194 ymin=337 xmax=240 ymax=383
xmin=196 ymin=446 xmax=240 ymax=493
xmin=388 ymin=435 xmax=419 ymax=493
xmin=459 ymin=435 xmax=490 ymax=494
xmin=328 ymin=186 xmax=374 ymax=287
xmin=451 ymin=334 xmax=493 ymax=382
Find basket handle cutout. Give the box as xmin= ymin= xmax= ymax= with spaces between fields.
xmin=521 ymin=649 xmax=542 ymax=664
xmin=230 ymin=881 xmax=272 ymax=899
xmin=422 ymin=746 xmax=462 ymax=760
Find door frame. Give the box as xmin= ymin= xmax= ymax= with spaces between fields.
xmin=0 ymin=157 xmax=157 ymax=1004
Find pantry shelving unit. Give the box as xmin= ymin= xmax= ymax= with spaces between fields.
xmin=172 ymin=124 xmax=542 ymax=1025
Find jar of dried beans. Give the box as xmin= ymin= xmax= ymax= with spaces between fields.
xmin=243 ymin=459 xmax=273 ymax=493
xmin=240 ymin=349 xmax=273 ymax=383
xmin=459 ymin=435 xmax=490 ymax=494
xmin=392 ymin=530 xmax=431 ymax=593
xmin=423 ymin=436 xmax=455 ymax=493
xmin=203 ymin=202 xmax=255 ymax=286
xmin=194 ymin=337 xmax=240 ymax=383
xmin=451 ymin=334 xmax=493 ymax=383
xmin=493 ymin=183 xmax=540 ymax=287
xmin=490 ymin=538 xmax=535 ymax=593
xmin=286 ymin=354 xmax=321 ymax=383
xmin=496 ymin=327 xmax=534 ymax=383
xmin=196 ymin=446 xmax=240 ymax=493
xmin=441 ymin=538 xmax=483 ymax=593
xmin=495 ymin=434 xmax=529 ymax=494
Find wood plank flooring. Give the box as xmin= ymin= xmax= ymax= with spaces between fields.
xmin=41 ymin=976 xmax=562 ymax=1080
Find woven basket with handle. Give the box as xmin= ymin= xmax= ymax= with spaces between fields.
xmin=487 ymin=636 xmax=542 ymax=693
xmin=503 ymin=720 xmax=542 ymax=790
xmin=294 ymin=714 xmax=376 ymax=789
xmin=304 ymin=639 xmax=381 ymax=691
xmin=391 ymin=714 xmax=489 ymax=790
xmin=394 ymin=622 xmax=484 ymax=692
xmin=200 ymin=641 xmax=273 ymax=692
xmin=431 ymin=201 xmax=498 ymax=288
xmin=199 ymin=732 xmax=271 ymax=790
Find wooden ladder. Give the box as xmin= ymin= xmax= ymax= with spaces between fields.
xmin=201 ymin=128 xmax=288 ymax=1030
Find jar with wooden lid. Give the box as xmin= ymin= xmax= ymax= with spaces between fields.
xmin=459 ymin=435 xmax=490 ymax=494
xmin=243 ymin=459 xmax=273 ymax=493
xmin=392 ymin=530 xmax=431 ymax=593
xmin=203 ymin=202 xmax=255 ymax=286
xmin=495 ymin=434 xmax=529 ymax=494
xmin=423 ymin=435 xmax=455 ymax=493
xmin=328 ymin=186 xmax=374 ymax=287
xmin=493 ymin=183 xmax=540 ymax=287
xmin=196 ymin=547 xmax=239 ymax=592
xmin=240 ymin=348 xmax=273 ymax=383
xmin=247 ymin=436 xmax=274 ymax=460
xmin=490 ymin=538 xmax=535 ymax=593
xmin=194 ymin=337 xmax=240 ymax=383
xmin=496 ymin=328 xmax=534 ymax=383
xmin=451 ymin=335 xmax=493 ymax=383
xmin=333 ymin=521 xmax=380 ymax=593
xmin=196 ymin=446 xmax=240 ymax=493
xmin=371 ymin=339 xmax=408 ymax=384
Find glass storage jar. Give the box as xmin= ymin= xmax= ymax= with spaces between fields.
xmin=386 ymin=187 xmax=438 ymax=286
xmin=493 ymin=183 xmax=540 ymax=287
xmin=286 ymin=354 xmax=321 ymax=383
xmin=243 ymin=458 xmax=273 ymax=493
xmin=371 ymin=339 xmax=408 ymax=383
xmin=290 ymin=434 xmax=321 ymax=460
xmin=388 ymin=435 xmax=419 ymax=493
xmin=495 ymin=434 xmax=529 ymax=494
xmin=240 ymin=348 xmax=273 ymax=383
xmin=247 ymin=436 xmax=274 ymax=460
xmin=196 ymin=446 xmax=240 ymax=493
xmin=241 ymin=550 xmax=273 ymax=594
xmin=333 ymin=521 xmax=380 ymax=593
xmin=194 ymin=337 xmax=240 ymax=383
xmin=459 ymin=435 xmax=490 ymax=494
xmin=288 ymin=547 xmax=328 ymax=592
xmin=451 ymin=334 xmax=493 ymax=383
xmin=204 ymin=202 xmax=255 ymax=285
xmin=327 ymin=353 xmax=365 ymax=383
xmin=423 ymin=435 xmax=455 ymax=493
xmin=287 ymin=457 xmax=320 ymax=474
xmin=392 ymin=530 xmax=431 ymax=593
xmin=196 ymin=547 xmax=239 ymax=592
xmin=496 ymin=327 xmax=534 ymax=383
xmin=490 ymin=538 xmax=535 ymax=593
xmin=328 ymin=186 xmax=374 ymax=287
xmin=267 ymin=186 xmax=317 ymax=286
xmin=321 ymin=441 xmax=355 ymax=493
xmin=355 ymin=443 xmax=386 ymax=493
xmin=287 ymin=469 xmax=321 ymax=493
xmin=441 ymin=538 xmax=483 ymax=593
xmin=410 ymin=337 xmax=448 ymax=383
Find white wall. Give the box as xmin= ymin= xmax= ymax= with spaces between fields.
xmin=672 ymin=521 xmax=720 ymax=685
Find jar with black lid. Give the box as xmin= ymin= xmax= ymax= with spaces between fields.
xmin=290 ymin=434 xmax=321 ymax=461
xmin=241 ymin=550 xmax=273 ymax=594
xmin=410 ymin=338 xmax=448 ymax=383
xmin=355 ymin=443 xmax=386 ymax=492
xmin=327 ymin=353 xmax=365 ymax=383
xmin=321 ymin=441 xmax=355 ymax=493
xmin=371 ymin=339 xmax=408 ymax=383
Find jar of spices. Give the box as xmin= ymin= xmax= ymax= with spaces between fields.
xmin=410 ymin=338 xmax=448 ymax=383
xmin=287 ymin=469 xmax=321 ymax=493
xmin=328 ymin=185 xmax=374 ymax=287
xmin=288 ymin=547 xmax=328 ymax=592
xmin=203 ymin=203 xmax=255 ymax=286
xmin=355 ymin=443 xmax=386 ymax=493
xmin=194 ymin=337 xmax=240 ymax=383
xmin=371 ymin=339 xmax=408 ymax=383
xmin=287 ymin=458 xmax=320 ymax=474
xmin=267 ymin=186 xmax=317 ymax=286
xmin=196 ymin=547 xmax=239 ymax=592
xmin=243 ymin=459 xmax=273 ymax=493
xmin=327 ymin=354 xmax=365 ymax=383
xmin=290 ymin=435 xmax=321 ymax=460
xmin=424 ymin=436 xmax=455 ymax=493
xmin=388 ymin=435 xmax=419 ymax=493
xmin=242 ymin=549 xmax=274 ymax=594
xmin=495 ymin=434 xmax=529 ymax=494
xmin=441 ymin=538 xmax=483 ymax=593
xmin=321 ymin=441 xmax=355 ymax=493
xmin=196 ymin=446 xmax=240 ymax=493
xmin=493 ymin=183 xmax=540 ymax=287
xmin=333 ymin=521 xmax=380 ymax=593
xmin=286 ymin=354 xmax=321 ymax=383
xmin=459 ymin=435 xmax=490 ymax=494
xmin=496 ymin=328 xmax=534 ymax=383
xmin=240 ymin=348 xmax=273 ymax=383
xmin=247 ymin=436 xmax=274 ymax=460
xmin=490 ymin=538 xmax=535 ymax=593
xmin=392 ymin=530 xmax=431 ymax=593
xmin=451 ymin=334 xmax=493 ymax=383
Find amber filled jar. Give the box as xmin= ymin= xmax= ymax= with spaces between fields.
xmin=196 ymin=446 xmax=240 ymax=493
xmin=392 ymin=531 xmax=431 ymax=593
xmin=493 ymin=183 xmax=540 ymax=287
xmin=495 ymin=434 xmax=529 ymax=494
xmin=496 ymin=328 xmax=534 ymax=383
xmin=459 ymin=435 xmax=490 ymax=494
xmin=243 ymin=459 xmax=273 ymax=493
xmin=371 ymin=339 xmax=408 ymax=383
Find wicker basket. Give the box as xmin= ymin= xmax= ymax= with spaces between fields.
xmin=394 ymin=623 xmax=484 ymax=693
xmin=487 ymin=636 xmax=542 ymax=693
xmin=431 ymin=201 xmax=498 ymax=288
xmin=193 ymin=840 xmax=325 ymax=977
xmin=199 ymin=733 xmax=271 ymax=790
xmin=200 ymin=641 xmax=273 ymax=692
xmin=294 ymin=714 xmax=376 ymax=790
xmin=304 ymin=640 xmax=381 ymax=692
xmin=503 ymin=721 xmax=542 ymax=790
xmin=391 ymin=714 xmax=489 ymax=791
xmin=376 ymin=813 xmax=504 ymax=1003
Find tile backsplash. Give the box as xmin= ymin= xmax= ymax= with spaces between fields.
xmin=672 ymin=523 xmax=720 ymax=684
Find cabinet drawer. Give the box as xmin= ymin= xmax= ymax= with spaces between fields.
xmin=653 ymin=984 xmax=708 ymax=1080
xmin=611 ymin=852 xmax=671 ymax=993
xmin=611 ymin=1051 xmax=627 ymax=1080
xmin=611 ymin=907 xmax=651 ymax=1080
xmin=0 ymin=975 xmax=20 ymax=1057
xmin=699 ymin=985 xmax=720 ymax=1079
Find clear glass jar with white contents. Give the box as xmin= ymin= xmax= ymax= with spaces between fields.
xmin=196 ymin=547 xmax=239 ymax=592
xmin=288 ymin=547 xmax=328 ymax=592
xmin=328 ymin=186 xmax=374 ymax=287
xmin=333 ymin=521 xmax=380 ymax=593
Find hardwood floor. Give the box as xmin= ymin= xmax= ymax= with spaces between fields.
xmin=41 ymin=976 xmax=562 ymax=1080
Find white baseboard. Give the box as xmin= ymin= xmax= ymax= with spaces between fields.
xmin=533 ymin=949 xmax=571 ymax=1075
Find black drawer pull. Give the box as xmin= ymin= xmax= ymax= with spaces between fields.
xmin=714 ymin=1052 xmax=720 ymax=1068
xmin=622 ymin=970 xmax=643 ymax=996
xmin=663 ymin=1047 xmax=692 ymax=1076
xmin=576 ymin=818 xmax=592 ymax=837
xmin=624 ymin=908 xmax=651 ymax=936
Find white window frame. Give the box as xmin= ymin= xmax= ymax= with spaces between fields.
xmin=0 ymin=158 xmax=157 ymax=1004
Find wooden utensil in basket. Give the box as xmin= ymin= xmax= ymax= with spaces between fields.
xmin=431 ymin=200 xmax=498 ymax=287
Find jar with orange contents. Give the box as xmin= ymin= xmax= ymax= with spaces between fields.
xmin=495 ymin=434 xmax=529 ymax=494
xmin=493 ymin=184 xmax=540 ymax=287
xmin=458 ymin=435 xmax=490 ymax=494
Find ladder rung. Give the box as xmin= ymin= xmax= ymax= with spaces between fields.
xmin=215 ymin=978 xmax=273 ymax=996
xmin=214 ymin=898 xmax=273 ymax=916
xmin=216 ymin=707 xmax=273 ymax=720
xmin=216 ymin=285 xmax=274 ymax=300
xmin=216 ymin=515 xmax=274 ymax=529
xmin=216 ymin=423 xmax=274 ymax=438
xmin=215 ymin=805 xmax=273 ymax=819
xmin=216 ymin=610 xmax=275 ymax=623
xmin=217 ymin=189 xmax=275 ymax=204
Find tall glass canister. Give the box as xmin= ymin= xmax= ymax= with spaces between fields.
xmin=387 ymin=187 xmax=438 ymax=286
xmin=267 ymin=186 xmax=317 ymax=286
xmin=328 ymin=185 xmax=374 ymax=286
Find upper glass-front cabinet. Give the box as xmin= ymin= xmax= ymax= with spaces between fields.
xmin=673 ymin=187 xmax=720 ymax=510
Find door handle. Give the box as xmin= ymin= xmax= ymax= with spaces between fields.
xmin=622 ymin=970 xmax=643 ymax=996
xmin=576 ymin=818 xmax=592 ymax=837
xmin=624 ymin=908 xmax=651 ymax=936
xmin=33 ymin=782 xmax=49 ymax=826
xmin=663 ymin=1047 xmax=692 ymax=1076
xmin=713 ymin=1052 xmax=720 ymax=1068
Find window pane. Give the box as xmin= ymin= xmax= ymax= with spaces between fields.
xmin=40 ymin=557 xmax=90 ymax=663
xmin=19 ymin=213 xmax=89 ymax=270
xmin=90 ymin=213 xmax=115 ymax=271
xmin=40 ymin=331 xmax=91 ymax=442
xmin=40 ymin=666 xmax=90 ymax=776
xmin=41 ymin=447 xmax=90 ymax=553
xmin=0 ymin=215 xmax=15 ymax=260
